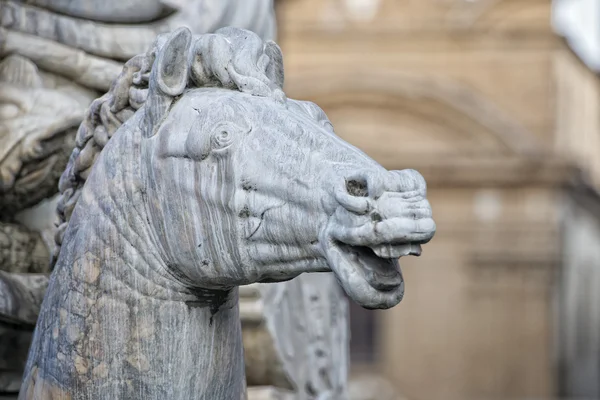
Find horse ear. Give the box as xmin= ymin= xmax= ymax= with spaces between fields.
xmin=155 ymin=27 xmax=192 ymax=96
xmin=264 ymin=40 xmax=284 ymax=89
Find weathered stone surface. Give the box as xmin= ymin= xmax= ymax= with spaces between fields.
xmin=18 ymin=27 xmax=434 ymax=399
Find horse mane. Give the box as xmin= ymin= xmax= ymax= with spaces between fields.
xmin=52 ymin=26 xmax=286 ymax=267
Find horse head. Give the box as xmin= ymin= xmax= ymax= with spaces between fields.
xmin=58 ymin=27 xmax=436 ymax=310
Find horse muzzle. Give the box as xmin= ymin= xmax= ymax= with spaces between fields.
xmin=321 ymin=169 xmax=436 ymax=309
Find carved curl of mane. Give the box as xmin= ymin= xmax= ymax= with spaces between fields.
xmin=52 ymin=27 xmax=286 ymax=266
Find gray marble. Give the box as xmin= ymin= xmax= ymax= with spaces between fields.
xmin=19 ymin=27 xmax=435 ymax=399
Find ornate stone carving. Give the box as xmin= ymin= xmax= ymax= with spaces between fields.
xmin=18 ymin=27 xmax=434 ymax=399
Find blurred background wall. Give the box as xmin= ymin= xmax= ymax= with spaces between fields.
xmin=273 ymin=1 xmax=600 ymax=399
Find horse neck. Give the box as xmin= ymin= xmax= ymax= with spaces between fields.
xmin=25 ymin=127 xmax=246 ymax=399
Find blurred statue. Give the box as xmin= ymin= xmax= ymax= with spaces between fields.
xmin=19 ymin=27 xmax=434 ymax=399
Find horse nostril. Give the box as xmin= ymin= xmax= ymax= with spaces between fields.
xmin=346 ymin=178 xmax=368 ymax=197
xmin=371 ymin=212 xmax=382 ymax=222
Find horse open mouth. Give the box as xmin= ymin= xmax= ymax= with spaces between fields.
xmin=324 ymin=237 xmax=424 ymax=309
xmin=347 ymin=242 xmax=421 ymax=289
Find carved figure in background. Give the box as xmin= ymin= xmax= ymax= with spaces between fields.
xmin=20 ymin=27 xmax=435 ymax=399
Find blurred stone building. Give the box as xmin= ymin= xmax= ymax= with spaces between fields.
xmin=275 ymin=0 xmax=600 ymax=399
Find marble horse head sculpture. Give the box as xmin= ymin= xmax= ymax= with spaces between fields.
xmin=20 ymin=27 xmax=436 ymax=399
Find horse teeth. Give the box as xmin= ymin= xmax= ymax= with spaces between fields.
xmin=371 ymin=244 xmax=418 ymax=258
xmin=371 ymin=244 xmax=389 ymax=258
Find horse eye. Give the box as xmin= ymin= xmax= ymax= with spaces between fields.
xmin=212 ymin=129 xmax=234 ymax=150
